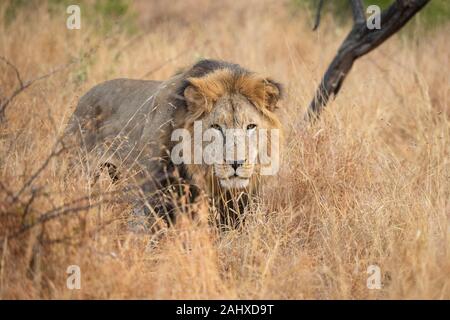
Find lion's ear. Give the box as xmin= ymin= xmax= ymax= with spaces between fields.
xmin=184 ymin=85 xmax=208 ymax=114
xmin=263 ymin=79 xmax=283 ymax=111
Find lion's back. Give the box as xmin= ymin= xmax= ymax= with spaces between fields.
xmin=67 ymin=78 xmax=160 ymax=136
xmin=65 ymin=77 xmax=178 ymax=173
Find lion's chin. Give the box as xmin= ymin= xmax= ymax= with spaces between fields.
xmin=219 ymin=177 xmax=250 ymax=189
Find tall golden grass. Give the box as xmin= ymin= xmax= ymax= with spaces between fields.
xmin=0 ymin=0 xmax=449 ymax=299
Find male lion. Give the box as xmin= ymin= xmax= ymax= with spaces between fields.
xmin=65 ymin=59 xmax=283 ymax=227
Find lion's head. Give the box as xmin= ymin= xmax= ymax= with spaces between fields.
xmin=172 ymin=60 xmax=283 ymax=194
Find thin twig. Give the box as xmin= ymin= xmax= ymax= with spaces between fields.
xmin=0 ymin=58 xmax=80 ymax=121
xmin=13 ymin=139 xmax=66 ymax=201
xmin=313 ymin=0 xmax=325 ymax=31
xmin=7 ymin=201 xmax=104 ymax=240
xmin=0 ymin=56 xmax=23 ymax=87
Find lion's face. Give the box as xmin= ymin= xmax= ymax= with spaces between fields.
xmin=200 ymin=93 xmax=270 ymax=189
xmin=181 ymin=68 xmax=283 ymax=191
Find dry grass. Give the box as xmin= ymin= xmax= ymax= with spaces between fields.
xmin=0 ymin=0 xmax=449 ymax=299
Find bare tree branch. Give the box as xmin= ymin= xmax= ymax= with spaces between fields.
xmin=0 ymin=56 xmax=23 ymax=87
xmin=313 ymin=0 xmax=325 ymax=31
xmin=350 ymin=0 xmax=366 ymax=24
xmin=9 ymin=201 xmax=104 ymax=239
xmin=305 ymin=0 xmax=431 ymax=121
xmin=13 ymin=139 xmax=66 ymax=201
xmin=0 ymin=58 xmax=80 ymax=122
xmin=0 ymin=33 xmax=111 ymax=123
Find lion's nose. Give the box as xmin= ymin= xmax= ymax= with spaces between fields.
xmin=230 ymin=160 xmax=245 ymax=170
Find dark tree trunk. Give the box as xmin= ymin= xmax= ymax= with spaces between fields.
xmin=305 ymin=0 xmax=431 ymax=121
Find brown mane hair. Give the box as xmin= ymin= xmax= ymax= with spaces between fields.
xmin=175 ymin=59 xmax=283 ymax=128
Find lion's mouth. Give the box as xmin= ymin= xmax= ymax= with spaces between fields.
xmin=219 ymin=176 xmax=250 ymax=189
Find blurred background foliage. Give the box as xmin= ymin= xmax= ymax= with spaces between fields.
xmin=3 ymin=0 xmax=450 ymax=33
xmin=292 ymin=0 xmax=450 ymax=29
xmin=3 ymin=0 xmax=137 ymax=33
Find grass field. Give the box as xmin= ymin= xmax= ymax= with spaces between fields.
xmin=0 ymin=0 xmax=449 ymax=299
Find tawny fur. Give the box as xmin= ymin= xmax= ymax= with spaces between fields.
xmin=65 ymin=59 xmax=283 ymax=225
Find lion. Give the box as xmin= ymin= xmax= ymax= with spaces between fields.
xmin=65 ymin=59 xmax=283 ymax=228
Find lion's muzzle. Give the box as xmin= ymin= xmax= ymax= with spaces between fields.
xmin=214 ymin=161 xmax=254 ymax=189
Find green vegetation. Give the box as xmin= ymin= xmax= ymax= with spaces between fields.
xmin=3 ymin=0 xmax=28 ymax=25
xmin=3 ymin=0 xmax=137 ymax=33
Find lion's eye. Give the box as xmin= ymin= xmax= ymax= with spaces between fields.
xmin=246 ymin=124 xmax=257 ymax=130
xmin=211 ymin=124 xmax=222 ymax=131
